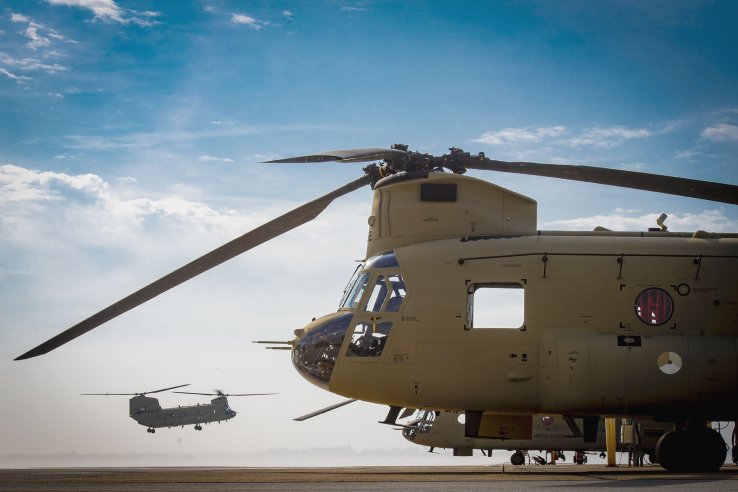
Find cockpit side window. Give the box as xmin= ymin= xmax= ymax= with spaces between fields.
xmin=386 ymin=274 xmax=406 ymax=312
xmin=346 ymin=321 xmax=392 ymax=357
xmin=364 ymin=273 xmax=407 ymax=313
xmin=365 ymin=275 xmax=388 ymax=312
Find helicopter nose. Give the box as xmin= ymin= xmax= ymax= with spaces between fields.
xmin=292 ymin=312 xmax=353 ymax=389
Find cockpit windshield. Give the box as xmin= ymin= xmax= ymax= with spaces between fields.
xmin=339 ymin=253 xmax=405 ymax=311
xmin=339 ymin=271 xmax=370 ymax=309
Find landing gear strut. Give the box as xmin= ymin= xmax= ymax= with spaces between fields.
xmin=656 ymin=425 xmax=726 ymax=472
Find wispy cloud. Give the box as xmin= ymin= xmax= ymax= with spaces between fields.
xmin=473 ymin=124 xmax=664 ymax=148
xmin=674 ymin=148 xmax=702 ymax=161
xmin=544 ymin=208 xmax=737 ymax=233
xmin=10 ymin=13 xmax=31 ymax=23
xmin=23 ymin=23 xmax=53 ymax=50
xmin=282 ymin=10 xmax=295 ymax=21
xmin=8 ymin=13 xmax=77 ymax=51
xmin=46 ymin=0 xmax=161 ymax=27
xmin=568 ymin=126 xmax=654 ymax=147
xmin=61 ymin=123 xmax=356 ymax=150
xmin=231 ymin=13 xmax=269 ymax=30
xmin=701 ymin=124 xmax=738 ymax=143
xmin=198 ymin=155 xmax=235 ymax=163
xmin=472 ymin=126 xmax=567 ymax=145
xmin=0 ymin=52 xmax=69 ymax=74
xmin=341 ymin=6 xmax=370 ymax=14
xmin=0 ymin=67 xmax=32 ymax=83
xmin=63 ymin=127 xmax=261 ymax=150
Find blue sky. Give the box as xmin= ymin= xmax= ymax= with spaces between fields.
xmin=1 ymin=0 xmax=737 ymax=464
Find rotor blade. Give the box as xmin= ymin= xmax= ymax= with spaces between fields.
xmin=172 ymin=391 xmax=277 ymax=397
xmin=467 ymin=159 xmax=738 ymax=205
xmin=224 ymin=393 xmax=278 ymax=397
xmin=15 ymin=175 xmax=372 ymax=361
xmin=293 ymin=399 xmax=357 ymax=421
xmin=145 ymin=384 xmax=190 ymax=395
xmin=81 ymin=393 xmax=136 ymax=396
xmin=172 ymin=392 xmax=217 ymax=396
xmin=265 ymin=148 xmax=406 ymax=164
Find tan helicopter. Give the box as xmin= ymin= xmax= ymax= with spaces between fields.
xmin=400 ymin=411 xmax=673 ymax=466
xmin=16 ymin=145 xmax=738 ymax=472
xmin=83 ymin=385 xmax=275 ymax=433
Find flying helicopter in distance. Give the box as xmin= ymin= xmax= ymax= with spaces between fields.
xmin=16 ymin=144 xmax=738 ymax=472
xmin=82 ymin=384 xmax=275 ymax=433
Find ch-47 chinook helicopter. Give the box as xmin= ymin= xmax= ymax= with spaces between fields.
xmin=400 ymin=411 xmax=672 ymax=466
xmin=16 ymin=145 xmax=738 ymax=472
xmin=83 ymin=384 xmax=275 ymax=433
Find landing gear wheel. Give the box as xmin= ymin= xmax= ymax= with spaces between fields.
xmin=657 ymin=427 xmax=726 ymax=472
xmin=510 ymin=451 xmax=525 ymax=466
xmin=195 ymin=425 xmax=202 ymax=431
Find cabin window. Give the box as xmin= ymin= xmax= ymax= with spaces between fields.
xmin=364 ymin=274 xmax=407 ymax=312
xmin=467 ymin=283 xmax=525 ymax=329
xmin=346 ymin=320 xmax=392 ymax=357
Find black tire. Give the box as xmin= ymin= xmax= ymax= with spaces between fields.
xmin=510 ymin=451 xmax=525 ymax=466
xmin=657 ymin=428 xmax=726 ymax=472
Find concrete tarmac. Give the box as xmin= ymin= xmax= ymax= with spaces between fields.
xmin=2 ymin=465 xmax=738 ymax=491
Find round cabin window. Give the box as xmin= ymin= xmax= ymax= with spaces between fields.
xmin=634 ymin=288 xmax=674 ymax=326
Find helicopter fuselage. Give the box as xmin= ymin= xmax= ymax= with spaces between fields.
xmin=129 ymin=395 xmax=236 ymax=429
xmin=292 ymin=172 xmax=738 ymax=425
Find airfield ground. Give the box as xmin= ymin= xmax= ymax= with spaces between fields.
xmin=2 ymin=465 xmax=738 ymax=491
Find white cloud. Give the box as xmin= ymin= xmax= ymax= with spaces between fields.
xmin=198 ymin=155 xmax=235 ymax=163
xmin=473 ymin=124 xmax=660 ymax=149
xmin=282 ymin=10 xmax=294 ymax=21
xmin=341 ymin=6 xmax=370 ymax=14
xmin=674 ymin=149 xmax=702 ymax=161
xmin=0 ymin=164 xmax=257 ymax=249
xmin=231 ymin=13 xmax=269 ymax=30
xmin=7 ymin=13 xmax=76 ymax=51
xmin=0 ymin=164 xmax=106 ymax=203
xmin=544 ymin=208 xmax=737 ymax=233
xmin=472 ymin=126 xmax=567 ymax=145
xmin=45 ymin=0 xmax=160 ymax=27
xmin=11 ymin=13 xmax=31 ymax=23
xmin=0 ymin=67 xmax=32 ymax=83
xmin=47 ymin=0 xmax=122 ymax=21
xmin=568 ymin=126 xmax=654 ymax=147
xmin=701 ymin=124 xmax=738 ymax=143
xmin=0 ymin=52 xmax=69 ymax=73
xmin=24 ymin=23 xmax=52 ymax=50
xmin=60 ymin=123 xmax=354 ymax=150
